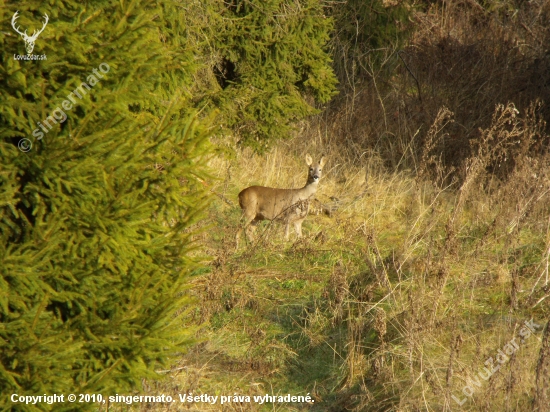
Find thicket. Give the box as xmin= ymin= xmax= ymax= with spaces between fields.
xmin=329 ymin=0 xmax=414 ymax=85
xmin=324 ymin=0 xmax=550 ymax=180
xmin=185 ymin=0 xmax=338 ymax=150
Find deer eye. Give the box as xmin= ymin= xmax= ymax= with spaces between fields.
xmin=319 ymin=169 xmax=322 ymax=172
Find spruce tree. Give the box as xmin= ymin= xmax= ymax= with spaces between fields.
xmin=186 ymin=0 xmax=338 ymax=149
xmin=1 ymin=1 xmax=211 ymax=408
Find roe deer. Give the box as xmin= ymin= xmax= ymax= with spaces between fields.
xmin=236 ymin=154 xmax=326 ymax=246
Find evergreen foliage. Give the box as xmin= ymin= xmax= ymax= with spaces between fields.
xmin=189 ymin=0 xmax=338 ymax=149
xmin=0 ymin=1 xmax=211 ymax=407
xmin=1 ymin=0 xmax=337 ymax=406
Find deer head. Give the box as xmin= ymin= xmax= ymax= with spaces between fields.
xmin=11 ymin=11 xmax=49 ymax=55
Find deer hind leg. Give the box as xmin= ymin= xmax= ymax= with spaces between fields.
xmin=235 ymin=224 xmax=244 ymax=249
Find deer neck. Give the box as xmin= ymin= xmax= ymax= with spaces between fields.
xmin=299 ymin=178 xmax=319 ymax=199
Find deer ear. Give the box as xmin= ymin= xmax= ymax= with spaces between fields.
xmin=319 ymin=156 xmax=326 ymax=167
xmin=305 ymin=154 xmax=313 ymax=166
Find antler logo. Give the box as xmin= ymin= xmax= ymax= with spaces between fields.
xmin=11 ymin=11 xmax=49 ymax=55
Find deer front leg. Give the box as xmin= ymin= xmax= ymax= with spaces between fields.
xmin=245 ymin=220 xmax=259 ymax=243
xmin=237 ymin=212 xmax=257 ymax=247
xmin=284 ymin=222 xmax=291 ymax=240
xmin=235 ymin=228 xmax=242 ymax=249
xmin=294 ymin=220 xmax=304 ymax=238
